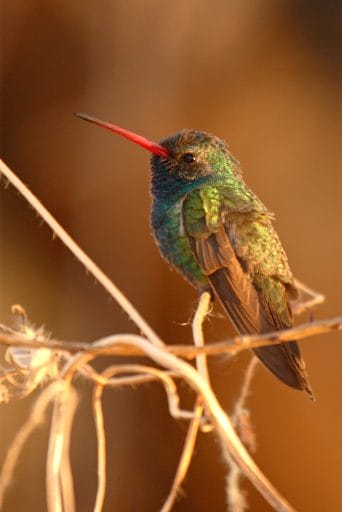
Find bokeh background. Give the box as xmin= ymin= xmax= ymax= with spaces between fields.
xmin=1 ymin=1 xmax=341 ymax=511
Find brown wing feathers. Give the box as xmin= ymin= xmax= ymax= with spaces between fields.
xmin=187 ymin=224 xmax=313 ymax=398
xmin=189 ymin=225 xmax=271 ymax=334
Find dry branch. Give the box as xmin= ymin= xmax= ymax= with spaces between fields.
xmin=0 ymin=316 xmax=341 ymax=360
xmin=161 ymin=292 xmax=212 ymax=512
xmin=225 ymin=357 xmax=259 ymax=511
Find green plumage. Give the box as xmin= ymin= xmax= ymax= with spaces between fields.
xmin=155 ymin=201 xmax=206 ymax=287
xmin=150 ymin=129 xmax=313 ymax=398
xmin=77 ymin=113 xmax=313 ymax=398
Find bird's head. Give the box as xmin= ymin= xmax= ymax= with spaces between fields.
xmin=75 ymin=114 xmax=240 ymax=201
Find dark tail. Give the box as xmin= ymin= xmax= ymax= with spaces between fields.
xmin=207 ymin=269 xmax=314 ymax=400
xmin=253 ymin=343 xmax=314 ymax=400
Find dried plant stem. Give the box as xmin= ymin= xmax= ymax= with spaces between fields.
xmin=82 ymin=362 xmax=179 ymax=388
xmin=59 ymin=388 xmax=78 ymax=512
xmin=161 ymin=399 xmax=203 ymax=512
xmin=0 ymin=159 xmax=163 ymax=347
xmin=91 ymin=363 xmax=199 ymax=512
xmin=92 ymin=364 xmax=180 ymax=512
xmin=226 ymin=460 xmax=248 ymax=512
xmin=92 ymin=372 xmax=108 ymax=512
xmin=0 ymin=382 xmax=61 ymax=508
xmin=161 ymin=292 xmax=212 ymax=512
xmin=293 ymin=279 xmax=325 ymax=315
xmin=225 ymin=357 xmax=259 ymax=512
xmin=56 ymin=333 xmax=295 ymax=511
xmin=46 ymin=382 xmax=78 ymax=512
xmin=192 ymin=291 xmax=212 ymax=383
xmin=1 ymin=316 xmax=340 ymax=360
xmin=232 ymin=358 xmax=259 ymax=430
xmin=175 ymin=316 xmax=342 ymax=357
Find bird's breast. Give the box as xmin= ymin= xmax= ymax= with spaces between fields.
xmin=151 ymin=199 xmax=207 ymax=288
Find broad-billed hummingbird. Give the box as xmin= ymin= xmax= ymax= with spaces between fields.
xmin=76 ymin=113 xmax=313 ymax=399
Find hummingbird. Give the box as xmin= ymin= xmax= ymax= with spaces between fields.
xmin=76 ymin=113 xmax=313 ymax=399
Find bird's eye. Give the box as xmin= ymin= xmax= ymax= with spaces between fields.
xmin=182 ymin=152 xmax=196 ymax=164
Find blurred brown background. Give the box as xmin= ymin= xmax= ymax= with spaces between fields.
xmin=1 ymin=1 xmax=341 ymax=511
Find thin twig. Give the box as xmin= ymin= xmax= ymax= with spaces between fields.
xmin=225 ymin=357 xmax=259 ymax=512
xmin=92 ymin=373 xmax=107 ymax=512
xmin=1 ymin=316 xmax=340 ymax=359
xmin=91 ymin=364 xmax=187 ymax=512
xmin=0 ymin=159 xmax=163 ymax=347
xmin=161 ymin=399 xmax=203 ymax=512
xmin=161 ymin=292 xmax=212 ymax=512
xmin=232 ymin=358 xmax=259 ymax=435
xmin=91 ymin=363 xmax=200 ymax=512
xmin=192 ymin=292 xmax=212 ymax=383
xmin=59 ymin=387 xmax=78 ymax=512
xmin=293 ymin=279 xmax=325 ymax=315
xmin=0 ymin=382 xmax=60 ymax=509
xmin=46 ymin=382 xmax=78 ymax=512
xmin=82 ymin=363 xmax=179 ymax=388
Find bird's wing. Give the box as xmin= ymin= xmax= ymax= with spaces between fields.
xmin=182 ymin=188 xmax=313 ymax=397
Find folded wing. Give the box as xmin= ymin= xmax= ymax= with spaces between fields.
xmin=183 ymin=191 xmax=313 ymax=398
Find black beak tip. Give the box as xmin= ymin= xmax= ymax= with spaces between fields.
xmin=74 ymin=112 xmax=86 ymax=120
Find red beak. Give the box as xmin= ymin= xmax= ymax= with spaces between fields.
xmin=75 ymin=113 xmax=169 ymax=159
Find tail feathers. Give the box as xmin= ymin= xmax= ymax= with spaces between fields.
xmin=253 ymin=343 xmax=314 ymax=400
xmin=207 ymin=269 xmax=314 ymax=399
